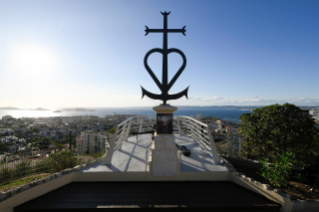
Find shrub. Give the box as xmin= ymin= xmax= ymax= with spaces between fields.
xmin=260 ymin=151 xmax=294 ymax=188
xmin=49 ymin=150 xmax=77 ymax=172
xmin=76 ymin=157 xmax=86 ymax=165
xmin=12 ymin=160 xmax=32 ymax=180
xmin=0 ymin=167 xmax=12 ymax=184
xmin=34 ymin=159 xmax=52 ymax=174
xmin=90 ymin=151 xmax=105 ymax=159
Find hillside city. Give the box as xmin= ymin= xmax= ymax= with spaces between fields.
xmin=0 ymin=114 xmax=138 ymax=162
xmin=1 ymin=106 xmax=319 ymax=164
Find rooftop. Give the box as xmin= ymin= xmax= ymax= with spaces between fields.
xmin=79 ymin=134 xmax=228 ymax=173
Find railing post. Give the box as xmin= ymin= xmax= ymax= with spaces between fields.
xmin=196 ymin=123 xmax=206 ymax=150
xmin=176 ymin=117 xmax=182 ymax=135
xmin=139 ymin=116 xmax=143 ymax=133
xmin=207 ymin=126 xmax=221 ymax=164
xmin=117 ymin=121 xmax=127 ymax=150
xmin=104 ymin=125 xmax=120 ymax=165
xmin=120 ymin=118 xmax=132 ymax=150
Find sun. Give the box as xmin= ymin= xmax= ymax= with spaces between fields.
xmin=8 ymin=44 xmax=57 ymax=77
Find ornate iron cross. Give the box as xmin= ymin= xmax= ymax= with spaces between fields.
xmin=141 ymin=12 xmax=189 ymax=105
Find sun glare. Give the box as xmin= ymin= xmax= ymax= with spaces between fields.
xmin=9 ymin=44 xmax=57 ymax=77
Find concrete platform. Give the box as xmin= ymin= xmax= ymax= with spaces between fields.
xmin=75 ymin=134 xmax=229 ymax=181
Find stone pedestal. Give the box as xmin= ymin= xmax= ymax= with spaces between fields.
xmin=153 ymin=105 xmax=177 ymax=134
xmin=154 ymin=135 xmax=175 ymax=149
xmin=152 ymin=149 xmax=177 ymax=176
xmin=150 ymin=105 xmax=179 ymax=176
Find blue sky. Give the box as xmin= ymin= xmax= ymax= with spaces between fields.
xmin=0 ymin=0 xmax=318 ymax=108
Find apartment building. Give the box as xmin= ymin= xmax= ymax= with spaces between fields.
xmin=76 ymin=131 xmax=108 ymax=154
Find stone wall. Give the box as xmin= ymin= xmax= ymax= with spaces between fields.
xmin=221 ymin=154 xmax=264 ymax=170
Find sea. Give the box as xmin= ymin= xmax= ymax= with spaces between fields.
xmin=0 ymin=107 xmax=252 ymax=123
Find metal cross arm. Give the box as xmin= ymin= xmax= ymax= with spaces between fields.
xmin=145 ymin=26 xmax=186 ymax=36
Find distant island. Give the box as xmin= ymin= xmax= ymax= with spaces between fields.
xmin=0 ymin=107 xmax=94 ymax=112
xmin=62 ymin=108 xmax=95 ymax=112
xmin=33 ymin=107 xmax=50 ymax=111
xmin=0 ymin=107 xmax=50 ymax=111
xmin=0 ymin=107 xmax=21 ymax=110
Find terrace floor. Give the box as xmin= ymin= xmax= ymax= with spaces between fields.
xmin=79 ymin=134 xmax=227 ymax=173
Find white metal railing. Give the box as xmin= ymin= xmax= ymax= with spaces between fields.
xmin=174 ymin=116 xmax=221 ymax=164
xmin=104 ymin=117 xmax=133 ymax=164
xmin=104 ymin=115 xmax=221 ymax=165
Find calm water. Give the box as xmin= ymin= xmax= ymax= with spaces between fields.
xmin=0 ymin=107 xmax=252 ymax=123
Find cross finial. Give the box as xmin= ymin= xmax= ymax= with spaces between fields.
xmin=161 ymin=11 xmax=171 ymax=16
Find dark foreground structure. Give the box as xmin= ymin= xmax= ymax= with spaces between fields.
xmin=15 ymin=181 xmax=280 ymax=212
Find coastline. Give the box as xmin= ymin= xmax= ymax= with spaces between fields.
xmin=0 ymin=107 xmax=252 ymax=123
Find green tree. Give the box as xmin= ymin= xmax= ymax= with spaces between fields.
xmin=31 ymin=137 xmax=52 ymax=149
xmin=26 ymin=137 xmax=39 ymax=144
xmin=0 ymin=143 xmax=8 ymax=151
xmin=64 ymin=134 xmax=76 ymax=147
xmin=30 ymin=127 xmax=40 ymax=133
xmin=239 ymin=103 xmax=319 ymax=165
xmin=109 ymin=128 xmax=116 ymax=134
xmin=14 ymin=131 xmax=23 ymax=138
xmin=57 ymin=144 xmax=64 ymax=150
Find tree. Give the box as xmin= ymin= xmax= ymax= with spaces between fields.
xmin=239 ymin=103 xmax=319 ymax=165
xmin=64 ymin=134 xmax=76 ymax=147
xmin=109 ymin=128 xmax=116 ymax=134
xmin=14 ymin=131 xmax=23 ymax=138
xmin=57 ymin=144 xmax=64 ymax=150
xmin=0 ymin=143 xmax=8 ymax=151
xmin=31 ymin=137 xmax=52 ymax=150
xmin=26 ymin=137 xmax=40 ymax=144
xmin=30 ymin=127 xmax=40 ymax=133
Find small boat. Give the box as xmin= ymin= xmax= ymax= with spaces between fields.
xmin=53 ymin=110 xmax=62 ymax=113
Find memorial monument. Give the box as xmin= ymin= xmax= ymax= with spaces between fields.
xmin=141 ymin=12 xmax=189 ymax=176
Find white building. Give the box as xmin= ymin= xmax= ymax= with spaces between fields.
xmin=2 ymin=115 xmax=13 ymax=124
xmin=76 ymin=131 xmax=108 ymax=154
xmin=226 ymin=132 xmax=244 ymax=156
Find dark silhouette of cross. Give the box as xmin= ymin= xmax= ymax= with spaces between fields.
xmin=144 ymin=11 xmax=186 ymax=91
xmin=142 ymin=12 xmax=189 ymax=105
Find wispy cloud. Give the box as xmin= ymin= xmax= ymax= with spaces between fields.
xmin=229 ymin=97 xmax=319 ymax=106
xmin=180 ymin=96 xmax=319 ymax=106
xmin=189 ymin=96 xmax=223 ymax=102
